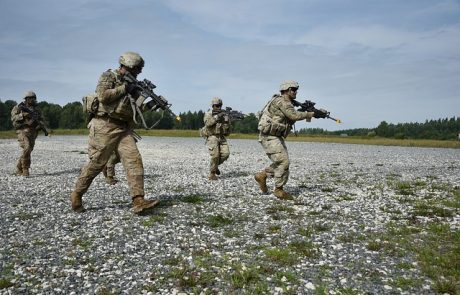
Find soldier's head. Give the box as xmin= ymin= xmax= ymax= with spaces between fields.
xmin=211 ymin=97 xmax=222 ymax=110
xmin=119 ymin=51 xmax=144 ymax=77
xmin=279 ymin=80 xmax=299 ymax=100
xmin=23 ymin=91 xmax=37 ymax=106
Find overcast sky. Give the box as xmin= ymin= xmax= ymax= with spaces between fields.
xmin=1 ymin=0 xmax=459 ymax=130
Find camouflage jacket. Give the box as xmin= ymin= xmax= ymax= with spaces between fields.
xmin=10 ymin=102 xmax=46 ymax=130
xmin=95 ymin=69 xmax=136 ymax=124
xmin=258 ymin=94 xmax=311 ymax=138
xmin=201 ymin=109 xmax=231 ymax=137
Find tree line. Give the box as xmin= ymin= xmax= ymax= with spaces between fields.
xmin=0 ymin=99 xmax=259 ymax=133
xmin=1 ymin=99 xmax=458 ymax=140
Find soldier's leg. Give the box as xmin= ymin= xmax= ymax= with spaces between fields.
xmin=104 ymin=152 xmax=120 ymax=184
xmin=117 ymin=132 xmax=158 ymax=214
xmin=71 ymin=119 xmax=121 ymax=212
xmin=206 ymin=136 xmax=220 ymax=180
xmin=15 ymin=131 xmax=25 ymax=175
xmin=219 ymin=140 xmax=230 ymax=165
xmin=21 ymin=132 xmax=36 ymax=176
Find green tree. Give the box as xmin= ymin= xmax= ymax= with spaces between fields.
xmin=59 ymin=102 xmax=85 ymax=129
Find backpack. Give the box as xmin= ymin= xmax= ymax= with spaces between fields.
xmin=82 ymin=93 xmax=99 ymax=115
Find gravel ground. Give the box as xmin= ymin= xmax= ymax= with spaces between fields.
xmin=0 ymin=135 xmax=459 ymax=295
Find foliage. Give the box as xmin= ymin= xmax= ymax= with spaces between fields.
xmin=0 ymin=99 xmax=458 ymax=140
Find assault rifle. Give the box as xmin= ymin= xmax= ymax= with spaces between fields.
xmin=18 ymin=103 xmax=50 ymax=136
xmin=212 ymin=107 xmax=245 ymax=121
xmin=292 ymin=99 xmax=341 ymax=123
xmin=123 ymin=72 xmax=180 ymax=129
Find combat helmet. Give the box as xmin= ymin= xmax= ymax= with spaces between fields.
xmin=279 ymin=80 xmax=299 ymax=91
xmin=23 ymin=91 xmax=37 ymax=99
xmin=119 ymin=51 xmax=144 ymax=68
xmin=211 ymin=97 xmax=222 ymax=106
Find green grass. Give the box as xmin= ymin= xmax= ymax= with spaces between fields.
xmin=141 ymin=213 xmax=166 ymax=227
xmin=206 ymin=214 xmax=234 ymax=228
xmin=264 ymin=248 xmax=298 ymax=266
xmin=2 ymin=129 xmax=459 ymax=148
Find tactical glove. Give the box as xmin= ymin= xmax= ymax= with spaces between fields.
xmin=313 ymin=108 xmax=328 ymax=119
xmin=125 ymin=83 xmax=141 ymax=95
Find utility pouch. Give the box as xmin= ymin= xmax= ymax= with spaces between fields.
xmin=82 ymin=93 xmax=99 ymax=114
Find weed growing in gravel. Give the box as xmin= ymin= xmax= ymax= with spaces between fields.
xmin=288 ymin=240 xmax=318 ymax=258
xmin=207 ymin=214 xmax=234 ymax=228
xmin=0 ymin=279 xmax=14 ymax=289
xmin=181 ymin=195 xmax=204 ymax=204
xmin=228 ymin=263 xmax=268 ymax=293
xmin=141 ymin=213 xmax=167 ymax=227
xmin=395 ymin=181 xmax=415 ymax=195
xmin=72 ymin=237 xmax=92 ymax=250
xmin=297 ymin=226 xmax=314 ymax=238
xmin=264 ymin=248 xmax=298 ymax=266
xmin=411 ymin=201 xmax=453 ymax=218
xmin=268 ymin=224 xmax=281 ymax=233
xmin=334 ymin=194 xmax=356 ymax=202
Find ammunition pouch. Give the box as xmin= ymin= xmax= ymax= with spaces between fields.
xmin=258 ymin=114 xmax=290 ymax=137
xmin=82 ymin=93 xmax=99 ymax=115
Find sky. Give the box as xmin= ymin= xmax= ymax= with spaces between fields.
xmin=0 ymin=0 xmax=459 ymax=131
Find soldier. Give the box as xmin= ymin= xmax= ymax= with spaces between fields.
xmin=201 ymin=97 xmax=231 ymax=180
xmin=70 ymin=51 xmax=159 ymax=214
xmin=254 ymin=81 xmax=327 ymax=200
xmin=102 ymin=152 xmax=120 ymax=185
xmin=10 ymin=91 xmax=49 ymax=177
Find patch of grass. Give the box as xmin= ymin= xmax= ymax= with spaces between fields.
xmin=266 ymin=204 xmax=295 ymax=214
xmin=141 ymin=213 xmax=166 ymax=227
xmin=13 ymin=212 xmax=43 ymax=221
xmin=224 ymin=229 xmax=240 ymax=238
xmin=412 ymin=201 xmax=453 ymax=218
xmin=337 ymin=233 xmax=356 ymax=243
xmin=391 ymin=276 xmax=422 ymax=289
xmin=366 ymin=240 xmax=383 ymax=252
xmin=0 ymin=278 xmax=14 ymax=289
xmin=228 ymin=263 xmax=268 ymax=293
xmin=321 ymin=187 xmax=334 ymax=193
xmin=314 ymin=223 xmax=331 ymax=232
xmin=297 ymin=227 xmax=314 ymax=238
xmin=254 ymin=232 xmax=266 ymax=240
xmin=268 ymin=224 xmax=281 ymax=233
xmin=264 ymin=248 xmax=298 ymax=266
xmin=334 ymin=194 xmax=355 ymax=202
xmin=395 ymin=181 xmax=415 ymax=195
xmin=321 ymin=204 xmax=332 ymax=210
xmin=72 ymin=237 xmax=92 ymax=250
xmin=288 ymin=240 xmax=318 ymax=258
xmin=207 ymin=214 xmax=234 ymax=228
xmin=181 ymin=195 xmax=204 ymax=204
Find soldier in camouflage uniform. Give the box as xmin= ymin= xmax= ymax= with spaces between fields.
xmin=254 ymin=81 xmax=327 ymax=200
xmin=202 ymin=97 xmax=231 ymax=180
xmin=70 ymin=52 xmax=159 ymax=214
xmin=10 ymin=91 xmax=49 ymax=177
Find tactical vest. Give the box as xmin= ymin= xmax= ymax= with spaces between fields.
xmin=201 ymin=110 xmax=231 ymax=137
xmin=96 ymin=69 xmax=135 ymax=122
xmin=258 ymin=95 xmax=292 ymax=138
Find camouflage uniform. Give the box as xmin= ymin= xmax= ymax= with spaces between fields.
xmin=104 ymin=152 xmax=120 ymax=181
xmin=201 ymin=98 xmax=231 ymax=180
xmin=71 ymin=52 xmax=158 ymax=214
xmin=10 ymin=91 xmax=47 ymax=176
xmin=255 ymin=81 xmax=314 ymax=199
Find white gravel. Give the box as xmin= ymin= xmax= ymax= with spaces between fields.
xmin=0 ymin=135 xmax=459 ymax=294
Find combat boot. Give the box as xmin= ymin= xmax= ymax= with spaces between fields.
xmin=132 ymin=196 xmax=159 ymax=214
xmin=209 ymin=172 xmax=218 ymax=181
xmin=22 ymin=168 xmax=29 ymax=177
xmin=71 ymin=191 xmax=86 ymax=213
xmin=105 ymin=176 xmax=118 ymax=185
xmin=254 ymin=171 xmax=268 ymax=194
xmin=273 ymin=187 xmax=293 ymax=200
xmin=102 ymin=166 xmax=108 ymax=178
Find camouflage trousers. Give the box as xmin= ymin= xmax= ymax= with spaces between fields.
xmin=16 ymin=128 xmax=38 ymax=171
xmin=105 ymin=152 xmax=120 ymax=177
xmin=206 ymin=135 xmax=230 ymax=173
xmin=73 ymin=117 xmax=144 ymax=197
xmin=259 ymin=134 xmax=290 ymax=188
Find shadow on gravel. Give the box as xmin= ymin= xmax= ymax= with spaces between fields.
xmin=35 ymin=168 xmax=82 ymax=176
xmin=219 ymin=170 xmax=252 ymax=179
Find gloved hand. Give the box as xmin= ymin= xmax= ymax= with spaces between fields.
xmin=213 ymin=111 xmax=225 ymax=120
xmin=125 ymin=83 xmax=141 ymax=95
xmin=313 ymin=108 xmax=328 ymax=119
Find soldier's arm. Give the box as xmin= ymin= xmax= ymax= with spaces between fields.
xmin=10 ymin=106 xmax=24 ymax=122
xmin=204 ymin=112 xmax=217 ymax=127
xmin=96 ymin=71 xmax=128 ymax=104
xmin=276 ymin=99 xmax=313 ymax=122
